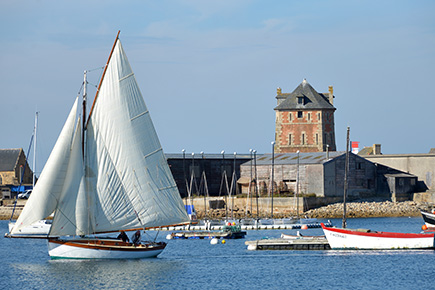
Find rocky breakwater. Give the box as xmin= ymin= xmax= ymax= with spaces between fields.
xmin=304 ymin=201 xmax=431 ymax=219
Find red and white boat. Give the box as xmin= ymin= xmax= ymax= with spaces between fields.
xmin=321 ymin=128 xmax=435 ymax=250
xmin=9 ymin=32 xmax=190 ymax=259
xmin=321 ymin=223 xmax=435 ymax=250
xmin=420 ymin=210 xmax=435 ymax=229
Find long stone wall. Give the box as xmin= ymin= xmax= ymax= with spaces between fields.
xmin=363 ymin=153 xmax=435 ymax=191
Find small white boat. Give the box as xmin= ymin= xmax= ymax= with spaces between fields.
xmin=273 ymin=218 xmax=298 ymax=225
xmin=6 ymin=220 xmax=51 ymax=238
xmin=258 ymin=218 xmax=274 ymax=225
xmin=321 ymin=223 xmax=435 ymax=250
xmin=280 ymin=232 xmax=325 ymax=240
xmin=300 ymin=217 xmax=318 ymax=224
xmin=240 ymin=218 xmax=256 ymax=225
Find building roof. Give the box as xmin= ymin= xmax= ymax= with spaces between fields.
xmin=275 ymin=79 xmax=335 ymax=111
xmin=243 ymin=151 xmax=346 ymax=166
xmin=165 ymin=153 xmax=252 ymax=160
xmin=0 ymin=149 xmax=21 ymax=171
xmin=385 ymin=173 xmax=417 ymax=178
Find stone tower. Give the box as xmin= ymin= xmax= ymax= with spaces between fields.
xmin=274 ymin=79 xmax=336 ymax=153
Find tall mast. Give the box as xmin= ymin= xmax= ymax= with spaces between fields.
xmin=32 ymin=112 xmax=38 ymax=187
xmin=342 ymin=126 xmax=350 ymax=228
xmin=82 ymin=70 xmax=87 ymax=156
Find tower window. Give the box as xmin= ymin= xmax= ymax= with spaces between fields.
xmin=289 ymin=112 xmax=292 ymax=121
xmin=288 ymin=134 xmax=292 ymax=145
xmin=308 ymin=113 xmax=311 ymax=121
xmin=316 ymin=134 xmax=319 ymax=145
xmin=302 ymin=133 xmax=305 ymax=145
xmin=298 ymin=111 xmax=303 ymax=118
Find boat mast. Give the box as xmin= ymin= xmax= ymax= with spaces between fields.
xmin=33 ymin=111 xmax=38 ymax=187
xmin=342 ymin=126 xmax=350 ymax=228
xmin=296 ymin=150 xmax=300 ymax=219
xmin=82 ymin=70 xmax=87 ymax=156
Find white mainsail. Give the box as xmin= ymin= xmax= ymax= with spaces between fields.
xmin=12 ymin=38 xmax=189 ymax=238
xmin=11 ymin=97 xmax=80 ymax=234
xmin=81 ymin=39 xmax=189 ymax=234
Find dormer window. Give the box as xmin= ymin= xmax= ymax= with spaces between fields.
xmin=297 ymin=96 xmax=304 ymax=105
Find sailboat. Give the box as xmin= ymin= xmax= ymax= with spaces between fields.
xmin=9 ymin=31 xmax=190 ymax=259
xmin=6 ymin=112 xmax=53 ymax=238
xmin=321 ymin=127 xmax=435 ymax=250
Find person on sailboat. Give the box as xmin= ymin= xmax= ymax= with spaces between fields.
xmin=132 ymin=230 xmax=141 ymax=246
xmin=117 ymin=231 xmax=129 ymax=243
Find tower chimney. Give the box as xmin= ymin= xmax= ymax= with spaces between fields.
xmin=328 ymin=85 xmax=334 ymax=105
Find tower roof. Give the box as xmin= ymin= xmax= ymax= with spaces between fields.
xmin=275 ymin=79 xmax=335 ymax=111
xmin=0 ymin=149 xmax=22 ymax=171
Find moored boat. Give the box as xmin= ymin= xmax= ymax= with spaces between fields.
xmin=321 ymin=127 xmax=434 ymax=250
xmin=321 ymin=223 xmax=435 ymax=250
xmin=420 ymin=210 xmax=435 ymax=229
xmin=6 ymin=220 xmax=51 ymax=238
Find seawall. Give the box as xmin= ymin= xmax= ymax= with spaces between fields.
xmin=1 ymin=197 xmax=432 ymax=220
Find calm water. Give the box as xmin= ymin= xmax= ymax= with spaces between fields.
xmin=1 ymin=217 xmax=435 ymax=289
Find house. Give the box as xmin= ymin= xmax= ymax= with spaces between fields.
xmin=0 ymin=149 xmax=33 ymax=198
xmin=274 ymin=79 xmax=336 ymax=153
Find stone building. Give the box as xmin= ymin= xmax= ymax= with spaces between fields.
xmin=274 ymin=79 xmax=336 ymax=153
xmin=239 ymin=152 xmax=418 ymax=202
xmin=166 ymin=153 xmax=251 ymax=198
xmin=361 ymin=148 xmax=435 ymax=202
xmin=0 ymin=148 xmax=33 ymax=198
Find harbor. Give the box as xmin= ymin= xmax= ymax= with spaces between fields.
xmin=2 ymin=217 xmax=434 ymax=289
xmin=151 ymin=221 xmax=332 ymax=232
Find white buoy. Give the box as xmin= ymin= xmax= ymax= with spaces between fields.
xmin=166 ymin=234 xmax=173 ymax=240
xmin=210 ymin=238 xmax=219 ymax=245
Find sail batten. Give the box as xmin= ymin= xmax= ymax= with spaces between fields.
xmin=143 ymin=148 xmax=163 ymax=159
xmin=131 ymin=110 xmax=149 ymax=122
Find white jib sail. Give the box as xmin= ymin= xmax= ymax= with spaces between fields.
xmin=11 ymin=97 xmax=80 ymax=234
xmin=48 ymin=118 xmax=85 ymax=236
xmin=78 ymin=39 xmax=189 ymax=234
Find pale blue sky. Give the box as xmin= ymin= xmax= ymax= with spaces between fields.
xmin=1 ymin=0 xmax=434 ymax=174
